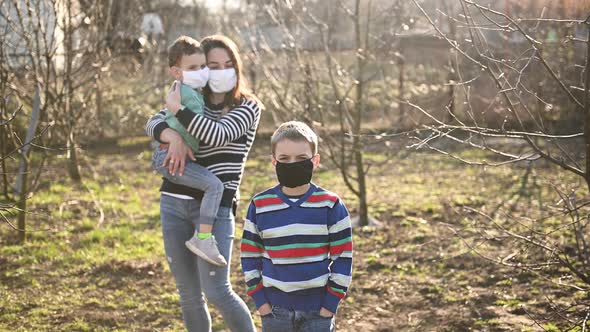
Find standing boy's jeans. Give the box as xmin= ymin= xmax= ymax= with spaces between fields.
xmin=160 ymin=195 xmax=256 ymax=332
xmin=153 ymin=146 xmax=224 ymax=225
xmin=261 ymin=306 xmax=335 ymax=332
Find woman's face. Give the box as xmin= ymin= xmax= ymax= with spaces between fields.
xmin=207 ymin=47 xmax=234 ymax=70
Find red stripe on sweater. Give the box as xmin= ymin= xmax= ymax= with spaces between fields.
xmin=247 ymin=283 xmax=264 ymax=296
xmin=267 ymin=246 xmax=329 ymax=258
xmin=307 ymin=194 xmax=338 ymax=203
xmin=241 ymin=243 xmax=264 ymax=253
xmin=327 ymin=286 xmax=346 ymax=299
xmin=330 ymin=241 xmax=353 ymax=255
xmin=254 ymin=197 xmax=283 ymax=208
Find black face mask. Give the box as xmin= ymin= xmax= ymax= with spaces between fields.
xmin=275 ymin=158 xmax=314 ymax=188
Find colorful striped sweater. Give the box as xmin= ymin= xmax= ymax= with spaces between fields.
xmin=240 ymin=184 xmax=353 ymax=313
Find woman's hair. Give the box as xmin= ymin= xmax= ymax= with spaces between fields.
xmin=201 ymin=35 xmax=263 ymax=109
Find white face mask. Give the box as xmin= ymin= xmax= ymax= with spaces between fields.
xmin=208 ymin=68 xmax=237 ymax=93
xmin=182 ymin=67 xmax=209 ymax=89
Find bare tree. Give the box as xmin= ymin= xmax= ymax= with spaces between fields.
xmin=0 ymin=100 xmax=24 ymax=234
xmin=406 ymin=0 xmax=587 ymax=177
xmin=0 ymin=86 xmax=50 ymax=243
xmin=0 ymin=0 xmax=115 ymax=182
xmin=0 ymin=0 xmax=118 ymax=241
xmin=405 ymin=0 xmax=590 ymax=328
xmin=14 ymin=85 xmax=42 ymax=242
xmin=0 ymin=30 xmax=12 ymax=201
xmin=241 ymin=0 xmax=413 ymax=226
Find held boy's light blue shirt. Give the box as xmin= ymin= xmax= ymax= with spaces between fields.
xmin=163 ymin=84 xmax=204 ymax=152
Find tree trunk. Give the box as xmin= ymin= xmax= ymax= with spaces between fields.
xmin=447 ymin=69 xmax=455 ymax=123
xmin=67 ymin=131 xmax=81 ymax=182
xmin=0 ymin=41 xmax=8 ymax=200
xmin=443 ymin=0 xmax=457 ymax=124
xmin=65 ymin=0 xmax=81 ymax=182
xmin=0 ymin=104 xmax=8 ymax=200
xmin=584 ymin=21 xmax=590 ymax=192
xmin=250 ymin=64 xmax=257 ymax=94
xmin=96 ymin=74 xmax=104 ymax=139
xmin=354 ymin=148 xmax=369 ymax=225
xmin=398 ymin=44 xmax=405 ymax=127
xmin=305 ymin=63 xmax=312 ymax=115
xmin=15 ymin=86 xmax=41 ymax=243
xmin=354 ymin=0 xmax=369 ymax=226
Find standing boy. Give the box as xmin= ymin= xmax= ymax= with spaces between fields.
xmin=240 ymin=121 xmax=353 ymax=332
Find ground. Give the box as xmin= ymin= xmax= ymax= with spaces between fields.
xmin=0 ymin=136 xmax=586 ymax=331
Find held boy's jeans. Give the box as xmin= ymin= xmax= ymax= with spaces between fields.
xmin=261 ymin=305 xmax=335 ymax=332
xmin=152 ymin=146 xmax=224 ymax=225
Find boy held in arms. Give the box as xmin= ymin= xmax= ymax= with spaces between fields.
xmin=151 ymin=36 xmax=226 ymax=266
xmin=240 ymin=121 xmax=353 ymax=332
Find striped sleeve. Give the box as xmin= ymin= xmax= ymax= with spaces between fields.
xmin=240 ymin=201 xmax=268 ymax=308
xmin=145 ymin=110 xmax=170 ymax=143
xmin=176 ymin=99 xmax=260 ymax=147
xmin=322 ymin=198 xmax=353 ymax=313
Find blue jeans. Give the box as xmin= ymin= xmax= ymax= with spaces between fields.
xmin=153 ymin=146 xmax=224 ymax=225
xmin=261 ymin=306 xmax=335 ymax=332
xmin=160 ymin=195 xmax=256 ymax=332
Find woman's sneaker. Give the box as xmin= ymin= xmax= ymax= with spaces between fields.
xmin=185 ymin=236 xmax=228 ymax=266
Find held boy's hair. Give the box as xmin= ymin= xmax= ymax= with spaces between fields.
xmin=271 ymin=121 xmax=318 ymax=156
xmin=168 ymin=35 xmax=203 ymax=67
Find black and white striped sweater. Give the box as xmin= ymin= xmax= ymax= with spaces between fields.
xmin=145 ymin=98 xmax=261 ymax=208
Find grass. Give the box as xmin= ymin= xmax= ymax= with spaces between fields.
xmin=0 ymin=135 xmax=587 ymax=331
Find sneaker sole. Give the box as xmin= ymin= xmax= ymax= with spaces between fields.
xmin=185 ymin=241 xmax=227 ymax=267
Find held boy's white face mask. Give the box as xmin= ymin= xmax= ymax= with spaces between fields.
xmin=208 ymin=68 xmax=237 ymax=93
xmin=182 ymin=67 xmax=209 ymax=89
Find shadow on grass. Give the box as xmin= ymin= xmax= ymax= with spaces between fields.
xmin=83 ymin=259 xmax=166 ymax=284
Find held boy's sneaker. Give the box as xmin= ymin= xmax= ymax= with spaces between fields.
xmin=185 ymin=236 xmax=228 ymax=266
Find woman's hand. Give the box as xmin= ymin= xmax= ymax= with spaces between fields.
xmin=166 ymin=80 xmax=183 ymax=114
xmin=319 ymin=307 xmax=334 ymax=318
xmin=160 ymin=129 xmax=196 ymax=176
xmin=258 ymin=303 xmax=272 ymax=316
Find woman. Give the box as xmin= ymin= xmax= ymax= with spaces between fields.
xmin=145 ymin=35 xmax=262 ymax=332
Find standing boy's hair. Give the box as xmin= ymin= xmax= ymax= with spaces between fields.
xmin=167 ymin=35 xmax=203 ymax=67
xmin=270 ymin=121 xmax=318 ymax=156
